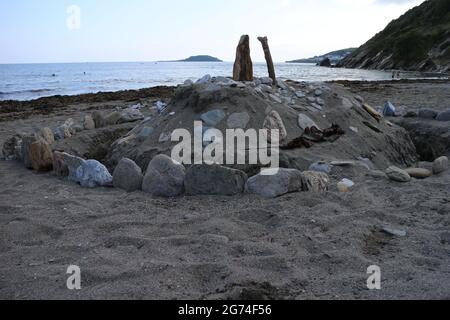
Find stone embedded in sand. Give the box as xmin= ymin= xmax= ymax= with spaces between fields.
xmin=314 ymin=89 xmax=323 ymax=97
xmin=2 ymin=135 xmax=23 ymax=161
xmin=309 ymin=162 xmax=332 ymax=174
xmin=383 ymin=101 xmax=396 ymax=117
xmin=196 ymin=74 xmax=212 ymax=84
xmin=137 ymin=126 xmax=154 ymax=142
xmin=367 ymin=170 xmax=388 ymax=179
xmin=432 ymin=156 xmax=449 ymax=174
xmin=436 ymin=110 xmax=450 ymax=122
xmin=61 ymin=152 xmax=86 ymax=182
xmin=113 ymin=158 xmax=143 ymax=192
xmin=245 ymin=168 xmax=303 ymax=198
xmin=386 ymin=166 xmax=411 ymax=182
xmin=105 ymin=112 xmax=122 ymax=126
xmin=142 ymin=154 xmax=186 ymax=197
xmin=337 ymin=178 xmax=355 ymax=193
xmin=233 ymin=35 xmax=253 ymax=82
xmin=53 ymin=125 xmax=72 ymax=141
xmin=418 ymin=109 xmax=438 ymax=120
xmin=227 ymin=112 xmax=250 ymax=129
xmin=263 ymin=110 xmax=287 ymax=144
xmin=75 ymin=160 xmax=113 ymax=188
xmin=382 ymin=227 xmax=407 ymax=237
xmin=405 ymin=168 xmax=432 ymax=179
xmin=52 ymin=151 xmax=69 ymax=177
xmin=29 ymin=139 xmax=53 ymax=171
xmin=83 ymin=114 xmax=95 ymax=130
xmin=36 ymin=127 xmax=55 ymax=144
xmin=119 ymin=109 xmax=144 ymax=124
xmin=93 ymin=111 xmax=106 ymax=128
xmin=297 ymin=114 xmax=319 ymax=131
xmin=21 ymin=135 xmax=37 ymax=169
xmin=185 ymin=164 xmax=247 ymax=196
xmin=302 ymin=171 xmax=331 ymax=192
xmin=200 ymin=109 xmax=226 ymax=127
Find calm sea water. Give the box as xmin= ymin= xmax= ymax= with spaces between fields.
xmin=0 ymin=62 xmax=444 ymax=101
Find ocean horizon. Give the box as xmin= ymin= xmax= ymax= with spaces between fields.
xmin=0 ymin=61 xmax=445 ymax=101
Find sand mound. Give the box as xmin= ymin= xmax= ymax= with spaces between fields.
xmin=105 ymin=77 xmax=417 ymax=173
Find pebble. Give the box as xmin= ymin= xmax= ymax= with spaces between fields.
xmin=432 ymin=156 xmax=449 ymax=174
xmin=385 ymin=166 xmax=411 ymax=182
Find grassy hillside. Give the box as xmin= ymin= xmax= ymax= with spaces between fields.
xmin=338 ymin=0 xmax=450 ymax=72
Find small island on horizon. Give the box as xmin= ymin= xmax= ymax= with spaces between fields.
xmin=160 ymin=55 xmax=223 ymax=62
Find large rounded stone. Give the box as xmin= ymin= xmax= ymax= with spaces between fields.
xmin=105 ymin=112 xmax=122 ymax=126
xmin=436 ymin=110 xmax=450 ymax=122
xmin=386 ymin=166 xmax=411 ymax=182
xmin=29 ymin=139 xmax=53 ymax=171
xmin=418 ymin=109 xmax=437 ymax=120
xmin=245 ymin=168 xmax=303 ymax=198
xmin=36 ymin=127 xmax=55 ymax=144
xmin=62 ymin=153 xmax=86 ymax=181
xmin=119 ymin=109 xmax=144 ymax=124
xmin=2 ymin=135 xmax=23 ymax=161
xmin=405 ymin=168 xmax=432 ymax=179
xmin=53 ymin=151 xmax=69 ymax=177
xmin=75 ymin=160 xmax=113 ymax=188
xmin=184 ymin=164 xmax=247 ymax=196
xmin=201 ymin=109 xmax=226 ymax=127
xmin=21 ymin=135 xmax=37 ymax=169
xmin=432 ymin=156 xmax=449 ymax=174
xmin=142 ymin=154 xmax=186 ymax=197
xmin=93 ymin=111 xmax=106 ymax=128
xmin=113 ymin=158 xmax=143 ymax=192
xmin=84 ymin=114 xmax=95 ymax=130
xmin=227 ymin=112 xmax=250 ymax=129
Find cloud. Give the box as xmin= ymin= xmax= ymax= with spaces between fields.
xmin=375 ymin=0 xmax=422 ymax=4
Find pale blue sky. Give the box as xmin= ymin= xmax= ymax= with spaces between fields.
xmin=0 ymin=0 xmax=425 ymax=64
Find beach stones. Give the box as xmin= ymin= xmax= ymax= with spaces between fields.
xmin=337 ymin=178 xmax=355 ymax=193
xmin=383 ymin=101 xmax=396 ymax=117
xmin=21 ymin=135 xmax=37 ymax=169
xmin=386 ymin=166 xmax=411 ymax=182
xmin=302 ymin=171 xmax=330 ymax=192
xmin=418 ymin=109 xmax=437 ymax=119
xmin=185 ymin=164 xmax=247 ymax=196
xmin=36 ymin=127 xmax=55 ymax=144
xmin=93 ymin=111 xmax=106 ymax=128
xmin=233 ymin=35 xmax=253 ymax=82
xmin=53 ymin=125 xmax=72 ymax=140
xmin=227 ymin=112 xmax=250 ymax=129
xmin=196 ymin=74 xmax=212 ymax=84
xmin=298 ymin=114 xmax=319 ymax=131
xmin=143 ymin=154 xmax=186 ymax=197
xmin=62 ymin=152 xmax=86 ymax=181
xmin=75 ymin=160 xmax=113 ymax=188
xmin=309 ymin=162 xmax=332 ymax=174
xmin=2 ymin=135 xmax=23 ymax=161
xmin=119 ymin=109 xmax=144 ymax=124
xmin=201 ymin=109 xmax=226 ymax=127
xmin=52 ymin=151 xmax=69 ymax=177
xmin=432 ymin=156 xmax=449 ymax=174
xmin=436 ymin=110 xmax=450 ymax=121
xmin=105 ymin=112 xmax=122 ymax=126
xmin=83 ymin=114 xmax=95 ymax=130
xmin=263 ymin=110 xmax=287 ymax=144
xmin=29 ymin=139 xmax=53 ymax=171
xmin=245 ymin=168 xmax=303 ymax=198
xmin=405 ymin=168 xmax=432 ymax=179
xmin=367 ymin=170 xmax=388 ymax=179
xmin=137 ymin=126 xmax=154 ymax=142
xmin=113 ymin=158 xmax=143 ymax=192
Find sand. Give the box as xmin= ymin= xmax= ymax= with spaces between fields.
xmin=0 ymin=80 xmax=449 ymax=300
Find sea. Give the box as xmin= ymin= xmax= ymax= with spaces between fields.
xmin=0 ymin=61 xmax=446 ymax=101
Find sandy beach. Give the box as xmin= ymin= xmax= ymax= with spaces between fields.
xmin=0 ymin=79 xmax=449 ymax=300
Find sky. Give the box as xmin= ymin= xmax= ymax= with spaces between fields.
xmin=0 ymin=0 xmax=426 ymax=64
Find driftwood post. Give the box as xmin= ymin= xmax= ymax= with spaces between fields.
xmin=233 ymin=35 xmax=253 ymax=82
xmin=258 ymin=36 xmax=276 ymax=85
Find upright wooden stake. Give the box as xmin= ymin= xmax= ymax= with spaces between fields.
xmin=258 ymin=36 xmax=276 ymax=85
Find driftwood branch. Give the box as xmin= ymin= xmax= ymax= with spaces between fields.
xmin=258 ymin=36 xmax=276 ymax=85
xmin=233 ymin=35 xmax=253 ymax=81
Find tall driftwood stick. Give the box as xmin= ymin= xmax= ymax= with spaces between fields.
xmin=258 ymin=36 xmax=276 ymax=85
xmin=233 ymin=35 xmax=253 ymax=82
